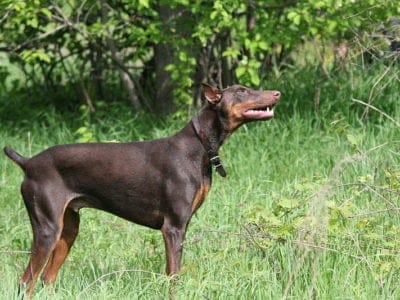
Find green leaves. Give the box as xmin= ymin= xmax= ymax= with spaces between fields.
xmin=236 ymin=58 xmax=261 ymax=86
xmin=346 ymin=133 xmax=364 ymax=152
xmin=20 ymin=49 xmax=51 ymax=64
xmin=138 ymin=0 xmax=150 ymax=9
xmin=287 ymin=11 xmax=301 ymax=26
xmin=0 ymin=0 xmax=398 ymax=114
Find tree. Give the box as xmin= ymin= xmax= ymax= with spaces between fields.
xmin=0 ymin=0 xmax=398 ymax=114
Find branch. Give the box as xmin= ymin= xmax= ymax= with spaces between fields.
xmin=0 ymin=249 xmax=30 ymax=254
xmin=0 ymin=9 xmax=11 ymax=25
xmin=249 ymin=0 xmax=297 ymax=10
xmin=12 ymin=25 xmax=68 ymax=52
xmin=352 ymin=98 xmax=400 ymax=127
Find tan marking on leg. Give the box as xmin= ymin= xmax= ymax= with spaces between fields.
xmin=191 ymin=183 xmax=211 ymax=213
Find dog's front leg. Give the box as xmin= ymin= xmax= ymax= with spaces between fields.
xmin=161 ymin=219 xmax=187 ymax=275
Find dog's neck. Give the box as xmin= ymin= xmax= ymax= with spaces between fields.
xmin=190 ymin=107 xmax=231 ymax=177
xmin=193 ymin=107 xmax=231 ymax=150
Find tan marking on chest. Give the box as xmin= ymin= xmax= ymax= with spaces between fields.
xmin=191 ymin=184 xmax=211 ymax=213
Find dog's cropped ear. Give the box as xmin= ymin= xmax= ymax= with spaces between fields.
xmin=202 ymin=84 xmax=222 ymax=105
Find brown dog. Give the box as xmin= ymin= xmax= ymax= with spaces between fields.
xmin=4 ymin=84 xmax=280 ymax=296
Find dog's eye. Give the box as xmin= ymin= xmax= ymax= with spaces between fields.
xmin=236 ymin=88 xmax=248 ymax=96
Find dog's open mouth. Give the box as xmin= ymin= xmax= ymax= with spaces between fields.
xmin=242 ymin=104 xmax=275 ymax=119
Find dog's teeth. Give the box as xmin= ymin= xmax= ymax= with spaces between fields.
xmin=266 ymin=107 xmax=270 ymax=112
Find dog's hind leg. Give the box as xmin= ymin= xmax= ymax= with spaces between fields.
xmin=18 ymin=179 xmax=68 ymax=297
xmin=41 ymin=207 xmax=80 ymax=285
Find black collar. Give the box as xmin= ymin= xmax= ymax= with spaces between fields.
xmin=191 ymin=116 xmax=227 ymax=177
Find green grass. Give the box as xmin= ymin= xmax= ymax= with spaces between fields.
xmin=1 ymin=64 xmax=399 ymax=299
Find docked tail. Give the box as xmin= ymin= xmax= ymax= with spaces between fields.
xmin=3 ymin=146 xmax=28 ymax=170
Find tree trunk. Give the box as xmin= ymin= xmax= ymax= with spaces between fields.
xmin=153 ymin=5 xmax=180 ymax=115
xmin=101 ymin=0 xmax=141 ymax=110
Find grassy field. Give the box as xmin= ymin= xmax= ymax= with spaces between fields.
xmin=1 ymin=63 xmax=399 ymax=299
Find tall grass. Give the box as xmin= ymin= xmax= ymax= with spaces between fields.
xmin=0 ymin=59 xmax=399 ymax=299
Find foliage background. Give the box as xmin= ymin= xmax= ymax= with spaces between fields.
xmin=0 ymin=0 xmax=398 ymax=114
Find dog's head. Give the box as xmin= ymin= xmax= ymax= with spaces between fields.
xmin=202 ymin=84 xmax=281 ymax=130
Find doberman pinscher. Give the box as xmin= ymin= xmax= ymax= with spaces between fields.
xmin=4 ymin=83 xmax=280 ymax=296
